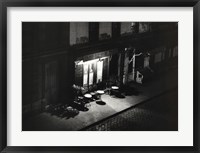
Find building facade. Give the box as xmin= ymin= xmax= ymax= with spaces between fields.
xmin=22 ymin=22 xmax=178 ymax=116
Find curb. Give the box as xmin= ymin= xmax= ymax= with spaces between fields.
xmin=80 ymin=86 xmax=178 ymax=131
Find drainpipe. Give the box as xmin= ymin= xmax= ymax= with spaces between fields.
xmin=119 ymin=48 xmax=125 ymax=88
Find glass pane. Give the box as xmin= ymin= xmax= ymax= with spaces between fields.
xmin=121 ymin=22 xmax=132 ymax=35
xmin=99 ymin=22 xmax=112 ymax=40
xmin=83 ymin=64 xmax=88 ymax=85
xmin=89 ymin=64 xmax=94 ymax=85
xmin=97 ymin=61 xmax=103 ymax=83
xmin=70 ymin=22 xmax=89 ymax=45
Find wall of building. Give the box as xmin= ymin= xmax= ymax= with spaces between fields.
xmin=22 ymin=22 xmax=71 ymax=115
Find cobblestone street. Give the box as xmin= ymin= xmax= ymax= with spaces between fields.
xmin=83 ymin=88 xmax=178 ymax=131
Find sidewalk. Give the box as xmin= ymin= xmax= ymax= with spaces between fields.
xmin=84 ymin=89 xmax=178 ymax=131
xmin=23 ymin=68 xmax=178 ymax=131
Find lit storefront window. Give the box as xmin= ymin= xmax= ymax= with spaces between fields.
xmin=97 ymin=60 xmax=103 ymax=83
xmin=89 ymin=64 xmax=94 ymax=85
xmin=83 ymin=64 xmax=89 ymax=86
xmin=75 ymin=55 xmax=108 ymax=88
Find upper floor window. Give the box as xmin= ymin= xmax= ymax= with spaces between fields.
xmin=120 ymin=22 xmax=132 ymax=36
xmin=70 ymin=22 xmax=89 ymax=45
xmin=139 ymin=22 xmax=151 ymax=33
xmin=99 ymin=22 xmax=112 ymax=40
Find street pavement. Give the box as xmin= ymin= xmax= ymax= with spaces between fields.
xmin=23 ymin=68 xmax=178 ymax=131
xmin=83 ymin=88 xmax=178 ymax=131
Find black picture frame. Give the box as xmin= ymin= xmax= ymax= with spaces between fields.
xmin=0 ymin=0 xmax=199 ymax=152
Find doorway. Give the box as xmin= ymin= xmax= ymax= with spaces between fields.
xmin=45 ymin=61 xmax=58 ymax=105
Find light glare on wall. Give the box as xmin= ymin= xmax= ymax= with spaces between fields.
xmin=76 ymin=56 xmax=108 ymax=65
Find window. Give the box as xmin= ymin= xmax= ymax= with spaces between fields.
xmin=89 ymin=64 xmax=94 ymax=85
xmin=83 ymin=64 xmax=89 ymax=86
xmin=75 ymin=55 xmax=109 ymax=88
xmin=139 ymin=23 xmax=150 ymax=33
xmin=120 ymin=22 xmax=132 ymax=36
xmin=70 ymin=22 xmax=89 ymax=45
xmin=99 ymin=22 xmax=112 ymax=40
xmin=83 ymin=62 xmax=96 ymax=87
xmin=97 ymin=60 xmax=103 ymax=83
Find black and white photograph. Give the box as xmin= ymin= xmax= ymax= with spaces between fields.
xmin=22 ymin=22 xmax=178 ymax=131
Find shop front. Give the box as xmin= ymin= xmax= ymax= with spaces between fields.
xmin=74 ymin=50 xmax=111 ymax=92
xmin=121 ymin=47 xmax=152 ymax=84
